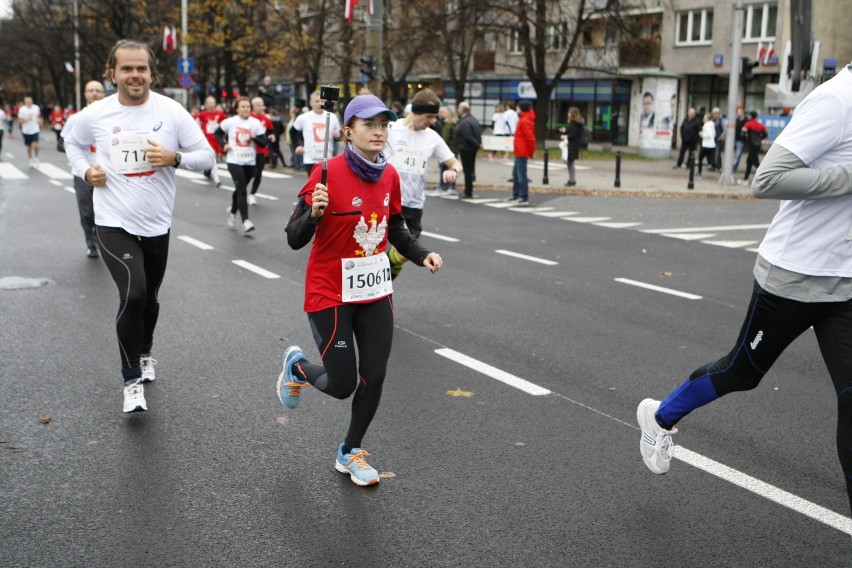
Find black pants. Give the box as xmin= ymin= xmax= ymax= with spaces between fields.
xmin=676 ymin=139 xmax=697 ymax=167
xmin=400 ymin=206 xmax=423 ymax=240
xmin=459 ymin=150 xmax=476 ymax=196
xmin=73 ymin=176 xmax=96 ymax=249
xmin=744 ymin=144 xmax=761 ymax=180
xmin=697 ymin=147 xmax=715 ymax=175
xmin=657 ymin=281 xmax=852 ymax=512
xmin=250 ymin=154 xmax=266 ymax=195
xmin=227 ymin=163 xmax=255 ymax=221
xmin=293 ymin=298 xmax=395 ymax=450
xmin=97 ymin=227 xmax=170 ymax=381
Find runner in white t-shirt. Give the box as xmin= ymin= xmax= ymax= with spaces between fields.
xmin=63 ymin=40 xmax=215 ymax=414
xmin=0 ymin=107 xmax=6 ymax=159
xmin=214 ymin=96 xmax=267 ymax=234
xmin=293 ymin=90 xmax=341 ymax=176
xmin=385 ymin=88 xmax=461 ymax=278
xmin=17 ymin=96 xmax=41 ymax=168
xmin=636 ymin=63 xmax=852 ymax=517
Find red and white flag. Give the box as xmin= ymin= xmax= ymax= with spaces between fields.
xmin=163 ymin=26 xmax=177 ymax=53
xmin=345 ymin=0 xmax=373 ymax=23
xmin=64 ymin=61 xmax=75 ymax=74
xmin=757 ymin=41 xmax=776 ymax=65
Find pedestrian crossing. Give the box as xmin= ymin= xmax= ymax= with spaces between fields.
xmin=426 ymin=190 xmax=768 ymax=252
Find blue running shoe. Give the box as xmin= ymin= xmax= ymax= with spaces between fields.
xmin=276 ymin=346 xmax=310 ymax=409
xmin=335 ymin=444 xmax=380 ymax=486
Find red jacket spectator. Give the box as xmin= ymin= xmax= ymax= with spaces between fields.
xmin=513 ymin=106 xmax=536 ymax=158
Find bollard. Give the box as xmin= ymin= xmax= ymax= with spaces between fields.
xmin=687 ymin=150 xmax=695 ymax=190
xmin=542 ymin=150 xmax=549 ymax=185
xmin=614 ymin=151 xmax=622 ymax=188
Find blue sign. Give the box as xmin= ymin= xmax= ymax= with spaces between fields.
xmin=178 ymin=73 xmax=195 ymax=89
xmin=178 ymin=58 xmax=194 ymax=74
xmin=713 ymin=54 xmax=724 ymax=67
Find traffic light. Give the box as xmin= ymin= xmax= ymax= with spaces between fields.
xmin=741 ymin=57 xmax=760 ymax=84
xmin=360 ymin=56 xmax=376 ymax=80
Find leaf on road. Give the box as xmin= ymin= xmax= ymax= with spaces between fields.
xmin=39 ymin=416 xmax=52 ymax=425
xmin=608 ymin=387 xmax=616 ymax=391
xmin=660 ymin=271 xmax=672 ymax=278
xmin=379 ymin=471 xmax=396 ymax=478
xmin=275 ymin=416 xmax=289 ymax=425
xmin=514 ymin=442 xmax=526 ymax=447
xmin=86 ymin=440 xmax=98 ymax=446
xmin=447 ymin=387 xmax=474 ymax=398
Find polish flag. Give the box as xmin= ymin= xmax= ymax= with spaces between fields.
xmin=345 ymin=0 xmax=373 ymax=22
xmin=163 ymin=26 xmax=177 ymax=53
xmin=757 ymin=42 xmax=776 ymax=65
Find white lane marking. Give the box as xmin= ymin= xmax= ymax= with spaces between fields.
xmin=4 ymin=152 xmax=14 ymax=159
xmin=595 ymin=221 xmax=643 ymax=229
xmin=48 ymin=179 xmax=63 ymax=186
xmin=745 ymin=247 xmax=760 ymax=253
xmin=509 ymin=206 xmax=555 ymax=213
xmin=221 ymin=185 xmax=235 ymax=190
xmin=62 ymin=185 xmax=75 ymax=194
xmin=0 ymin=163 xmax=28 ymax=179
xmin=495 ymin=249 xmax=558 ymax=266
xmin=536 ymin=210 xmax=580 ymax=217
xmin=643 ymin=223 xmax=770 ymax=234
xmin=614 ymin=277 xmax=703 ymax=300
xmin=662 ymin=233 xmax=717 ymax=241
xmin=486 ymin=202 xmax=518 ymax=208
xmin=254 ymin=192 xmax=279 ymax=201
xmin=420 ymin=231 xmax=460 ymax=242
xmin=175 ymin=169 xmax=208 ymax=180
xmin=674 ymin=446 xmax=852 ymax=536
xmin=36 ymin=163 xmax=74 ymax=180
xmin=563 ymin=216 xmax=612 ymax=223
xmin=460 ymin=198 xmax=500 ymax=204
xmin=232 ymin=259 xmax=280 ymax=279
xmin=177 ymin=235 xmax=214 ymax=250
xmin=259 ymin=171 xmax=291 ymax=179
xmin=435 ymin=348 xmax=551 ymax=396
xmin=702 ymin=240 xmax=758 ymax=249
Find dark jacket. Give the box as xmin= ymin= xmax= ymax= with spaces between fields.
xmin=680 ymin=115 xmax=702 ymax=145
xmin=513 ymin=109 xmax=536 ymax=158
xmin=454 ymin=113 xmax=482 ymax=153
xmin=566 ymin=121 xmax=584 ymax=161
xmin=441 ymin=121 xmax=457 ymax=154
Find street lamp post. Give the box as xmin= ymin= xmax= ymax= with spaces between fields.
xmin=73 ymin=0 xmax=81 ymax=111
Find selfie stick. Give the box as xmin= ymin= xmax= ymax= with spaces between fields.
xmin=319 ymin=86 xmax=340 ymax=188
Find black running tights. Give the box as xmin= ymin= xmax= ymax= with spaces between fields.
xmin=97 ymin=227 xmax=170 ymax=381
xmin=294 ymin=297 xmax=395 ymax=451
xmin=227 ymin=163 xmax=255 ymax=221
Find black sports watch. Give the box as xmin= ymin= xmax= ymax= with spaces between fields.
xmin=173 ymin=152 xmax=182 ymax=168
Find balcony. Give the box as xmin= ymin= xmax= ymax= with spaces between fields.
xmin=618 ymin=37 xmax=661 ymax=68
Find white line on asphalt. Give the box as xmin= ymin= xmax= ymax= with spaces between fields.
xmin=702 ymin=240 xmax=758 ymax=249
xmin=662 ymin=233 xmax=717 ymax=241
xmin=0 ymin=163 xmax=29 ymax=179
xmin=509 ymin=206 xmax=555 ymax=213
xmin=232 ymin=259 xmax=280 ymax=279
xmin=595 ymin=221 xmax=643 ymax=229
xmin=535 ymin=210 xmax=580 ymax=217
xmin=259 ymin=171 xmax=292 ymax=179
xmin=255 ymin=192 xmax=279 ymax=201
xmin=674 ymin=446 xmax=852 ymax=536
xmin=420 ymin=231 xmax=460 ymax=242
xmin=36 ymin=163 xmax=74 ymax=180
xmin=485 ymin=202 xmax=518 ymax=208
xmin=563 ymin=216 xmax=612 ymax=223
xmin=643 ymin=223 xmax=770 ymax=234
xmin=177 ymin=235 xmax=214 ymax=250
xmin=4 ymin=152 xmax=14 ymax=160
xmin=62 ymin=186 xmax=75 ymax=194
xmin=614 ymin=277 xmax=703 ymax=300
xmin=48 ymin=179 xmax=63 ymax=186
xmin=434 ymin=348 xmax=551 ymax=396
xmin=495 ymin=249 xmax=558 ymax=265
xmin=175 ymin=169 xmax=208 ymax=180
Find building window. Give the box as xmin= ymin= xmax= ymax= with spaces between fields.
xmin=508 ymin=28 xmax=521 ymax=54
xmin=743 ymin=3 xmax=777 ymax=42
xmin=676 ymin=9 xmax=713 ymax=46
xmin=547 ymin=21 xmax=568 ymax=51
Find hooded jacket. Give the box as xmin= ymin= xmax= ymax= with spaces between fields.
xmin=513 ymin=108 xmax=536 ymax=158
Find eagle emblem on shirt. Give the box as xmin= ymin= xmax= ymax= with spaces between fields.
xmin=353 ymin=212 xmax=387 ymax=256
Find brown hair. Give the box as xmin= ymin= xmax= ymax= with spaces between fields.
xmin=232 ymin=96 xmax=251 ymax=113
xmin=567 ymin=107 xmax=585 ymax=125
xmin=104 ymin=40 xmax=161 ymax=85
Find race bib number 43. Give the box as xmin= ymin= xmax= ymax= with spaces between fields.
xmin=110 ymin=130 xmax=154 ymax=175
xmin=392 ymin=148 xmax=428 ymax=176
xmin=341 ymin=254 xmax=393 ymax=302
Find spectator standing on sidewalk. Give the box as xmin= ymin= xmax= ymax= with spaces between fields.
xmin=739 ymin=111 xmax=768 ymax=185
xmin=562 ymin=106 xmax=585 ymax=187
xmin=697 ymin=112 xmax=716 ymax=178
xmin=732 ymin=106 xmax=748 ymax=172
xmin=454 ymin=101 xmax=482 ymax=199
xmin=507 ymin=100 xmax=535 ymax=206
xmin=438 ymin=105 xmax=459 ymax=193
xmin=673 ymin=106 xmax=701 ymax=169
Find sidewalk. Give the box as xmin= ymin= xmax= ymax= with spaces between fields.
xmin=426 ymin=153 xmax=755 ymax=200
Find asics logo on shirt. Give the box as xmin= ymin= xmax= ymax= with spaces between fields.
xmin=335 ymin=340 xmax=348 ymax=348
xmin=750 ymin=331 xmax=764 ymax=350
xmin=153 ymin=121 xmax=163 ymax=131
xmin=383 ymin=193 xmax=390 ymax=206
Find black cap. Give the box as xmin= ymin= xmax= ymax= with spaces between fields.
xmin=749 ymin=110 xmax=758 ymax=118
xmin=518 ymin=100 xmax=532 ymax=112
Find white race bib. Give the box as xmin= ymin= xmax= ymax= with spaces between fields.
xmin=392 ymin=147 xmax=428 ymax=176
xmin=310 ymin=142 xmax=326 ymax=161
xmin=234 ymin=146 xmax=256 ymax=162
xmin=341 ymin=254 xmax=393 ymax=302
xmin=110 ymin=130 xmax=154 ymax=175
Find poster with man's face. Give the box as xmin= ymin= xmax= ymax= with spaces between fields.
xmin=639 ymin=78 xmax=677 ymax=151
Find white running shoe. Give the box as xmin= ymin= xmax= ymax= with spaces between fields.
xmin=227 ymin=212 xmax=236 ymax=228
xmin=247 ymin=193 xmax=257 ymax=206
xmin=637 ymin=398 xmax=677 ymax=474
xmin=243 ymin=219 xmax=256 ymax=234
xmin=140 ymin=356 xmax=157 ymax=383
xmin=123 ymin=380 xmax=147 ymax=413
xmin=28 ymin=159 xmax=35 ymax=169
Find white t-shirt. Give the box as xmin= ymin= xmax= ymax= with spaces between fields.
xmin=63 ymin=92 xmax=214 ymax=237
xmin=492 ymin=111 xmax=511 ymax=135
xmin=0 ymin=109 xmax=6 ymax=132
xmin=503 ymin=108 xmax=519 ymax=135
xmin=387 ymin=121 xmax=455 ymax=209
xmin=18 ymin=104 xmax=41 ymax=135
xmin=700 ymin=121 xmax=716 ymax=148
xmin=220 ymin=115 xmax=265 ymax=166
xmin=293 ymin=110 xmax=340 ymax=165
xmin=758 ymin=65 xmax=852 ymax=277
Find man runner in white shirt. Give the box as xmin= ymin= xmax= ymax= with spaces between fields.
xmin=293 ymin=90 xmax=341 ymax=177
xmin=17 ymin=96 xmax=42 ymax=168
xmin=64 ymin=40 xmax=215 ymax=413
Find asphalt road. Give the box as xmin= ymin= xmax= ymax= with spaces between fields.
xmin=2 ymin=147 xmax=850 ymax=567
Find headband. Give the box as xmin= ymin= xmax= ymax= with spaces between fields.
xmin=411 ymin=103 xmax=440 ymax=115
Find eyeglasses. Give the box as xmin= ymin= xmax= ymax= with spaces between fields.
xmin=360 ymin=121 xmax=390 ymax=131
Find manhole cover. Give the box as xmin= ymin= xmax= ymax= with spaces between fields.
xmin=0 ymin=276 xmax=53 ymax=290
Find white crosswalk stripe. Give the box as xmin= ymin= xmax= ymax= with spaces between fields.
xmin=0 ymin=163 xmax=28 ymax=179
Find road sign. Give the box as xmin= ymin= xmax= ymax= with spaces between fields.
xmin=178 ymin=73 xmax=195 ymax=89
xmin=177 ymin=57 xmax=195 ymax=74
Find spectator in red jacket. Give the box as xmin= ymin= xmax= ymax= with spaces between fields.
xmin=508 ymin=99 xmax=536 ymax=206
xmin=739 ymin=110 xmax=768 ymax=185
